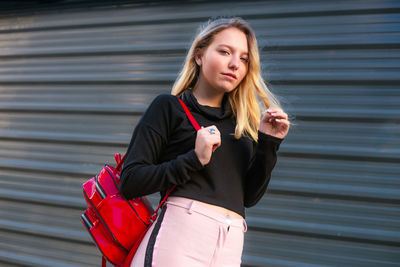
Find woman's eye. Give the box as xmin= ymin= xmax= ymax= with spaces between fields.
xmin=220 ymin=50 xmax=229 ymax=55
xmin=241 ymin=57 xmax=249 ymax=63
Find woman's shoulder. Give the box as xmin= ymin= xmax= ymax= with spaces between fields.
xmin=149 ymin=93 xmax=180 ymax=107
xmin=149 ymin=93 xmax=184 ymax=113
xmin=152 ymin=93 xmax=179 ymax=101
xmin=142 ymin=93 xmax=183 ymax=121
xmin=139 ymin=93 xmax=185 ymax=136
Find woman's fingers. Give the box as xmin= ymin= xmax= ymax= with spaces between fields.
xmin=263 ymin=109 xmax=288 ymax=123
xmin=275 ymin=118 xmax=290 ymax=128
xmin=259 ymin=108 xmax=290 ymax=139
xmin=205 ymin=125 xmax=220 ymax=135
xmin=208 ymin=126 xmax=221 ymax=151
xmin=200 ymin=125 xmax=221 ymax=151
xmin=195 ymin=125 xmax=221 ymax=166
xmin=265 ymin=109 xmax=288 ymax=119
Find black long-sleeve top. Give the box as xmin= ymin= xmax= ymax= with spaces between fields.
xmin=119 ymin=89 xmax=282 ymax=218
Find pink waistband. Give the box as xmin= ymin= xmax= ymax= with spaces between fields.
xmin=165 ymin=196 xmax=247 ymax=232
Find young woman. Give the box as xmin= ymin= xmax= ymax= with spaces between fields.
xmin=120 ymin=17 xmax=290 ymax=267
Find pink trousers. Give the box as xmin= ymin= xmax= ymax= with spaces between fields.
xmin=130 ymin=196 xmax=247 ymax=267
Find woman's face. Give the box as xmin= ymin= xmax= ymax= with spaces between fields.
xmin=195 ymin=27 xmax=249 ymax=94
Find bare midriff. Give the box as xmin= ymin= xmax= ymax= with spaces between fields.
xmin=168 ymin=196 xmax=243 ymax=219
xmin=198 ymin=200 xmax=243 ymax=219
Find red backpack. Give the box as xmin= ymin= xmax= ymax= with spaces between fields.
xmin=81 ymin=97 xmax=200 ymax=266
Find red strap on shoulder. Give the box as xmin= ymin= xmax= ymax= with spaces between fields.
xmin=177 ymin=98 xmax=201 ymax=131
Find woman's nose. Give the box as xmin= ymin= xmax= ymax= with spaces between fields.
xmin=229 ymin=56 xmax=240 ymax=70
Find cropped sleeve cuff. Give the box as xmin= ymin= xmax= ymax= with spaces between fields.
xmin=185 ymin=149 xmax=205 ymax=171
xmin=258 ymin=131 xmax=283 ymax=144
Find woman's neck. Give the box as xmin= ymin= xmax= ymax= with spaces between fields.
xmin=192 ymin=83 xmax=224 ymax=108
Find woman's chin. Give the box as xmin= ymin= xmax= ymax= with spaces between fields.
xmin=223 ymin=86 xmax=238 ymax=94
xmin=216 ymin=83 xmax=237 ymax=93
xmin=207 ymin=81 xmax=237 ymax=94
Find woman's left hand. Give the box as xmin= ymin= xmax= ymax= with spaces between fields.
xmin=259 ymin=108 xmax=290 ymax=139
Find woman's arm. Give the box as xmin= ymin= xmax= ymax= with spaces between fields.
xmin=119 ymin=95 xmax=204 ymax=199
xmin=243 ymin=131 xmax=282 ymax=207
xmin=244 ymin=107 xmax=290 ymax=207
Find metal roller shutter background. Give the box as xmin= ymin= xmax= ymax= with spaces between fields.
xmin=0 ymin=0 xmax=399 ymax=266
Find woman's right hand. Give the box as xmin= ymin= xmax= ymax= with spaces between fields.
xmin=194 ymin=125 xmax=221 ymax=166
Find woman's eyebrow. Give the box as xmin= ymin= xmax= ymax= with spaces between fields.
xmin=217 ymin=44 xmax=248 ymax=55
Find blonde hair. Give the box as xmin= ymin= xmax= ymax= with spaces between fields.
xmin=171 ymin=17 xmax=281 ymax=142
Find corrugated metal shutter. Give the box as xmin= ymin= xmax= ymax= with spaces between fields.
xmin=0 ymin=0 xmax=399 ymax=266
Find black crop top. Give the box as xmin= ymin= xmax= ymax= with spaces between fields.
xmin=119 ymin=89 xmax=283 ymax=218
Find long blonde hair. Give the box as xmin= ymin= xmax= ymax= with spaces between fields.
xmin=171 ymin=17 xmax=281 ymax=142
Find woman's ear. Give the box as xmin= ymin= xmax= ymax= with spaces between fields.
xmin=194 ymin=48 xmax=202 ymax=67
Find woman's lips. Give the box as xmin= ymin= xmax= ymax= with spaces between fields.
xmin=221 ymin=73 xmax=237 ymax=80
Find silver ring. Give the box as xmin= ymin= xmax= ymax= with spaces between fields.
xmin=208 ymin=128 xmax=216 ymax=134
